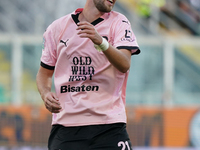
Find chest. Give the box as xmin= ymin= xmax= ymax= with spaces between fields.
xmin=56 ymin=23 xmax=113 ymax=68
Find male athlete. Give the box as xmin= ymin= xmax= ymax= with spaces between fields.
xmin=36 ymin=0 xmax=140 ymax=149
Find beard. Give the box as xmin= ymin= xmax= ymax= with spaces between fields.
xmin=93 ymin=0 xmax=113 ymax=12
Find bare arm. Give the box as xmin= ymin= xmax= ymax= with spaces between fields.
xmin=102 ymin=47 xmax=131 ymax=73
xmin=77 ymin=21 xmax=132 ymax=73
xmin=36 ymin=66 xmax=62 ymax=113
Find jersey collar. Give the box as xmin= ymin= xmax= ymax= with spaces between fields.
xmin=71 ymin=8 xmax=110 ymax=26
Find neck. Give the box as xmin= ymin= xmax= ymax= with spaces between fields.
xmin=79 ymin=1 xmax=104 ymax=23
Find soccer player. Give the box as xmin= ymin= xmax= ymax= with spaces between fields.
xmin=36 ymin=0 xmax=140 ymax=149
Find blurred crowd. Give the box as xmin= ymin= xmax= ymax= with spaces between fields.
xmin=132 ymin=0 xmax=166 ymax=18
xmin=131 ymin=0 xmax=200 ymax=18
xmin=127 ymin=0 xmax=200 ymax=35
xmin=177 ymin=0 xmax=200 ymax=23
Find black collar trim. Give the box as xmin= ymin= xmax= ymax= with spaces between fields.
xmin=71 ymin=13 xmax=104 ymax=26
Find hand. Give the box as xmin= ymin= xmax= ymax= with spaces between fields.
xmin=77 ymin=21 xmax=102 ymax=45
xmin=43 ymin=92 xmax=62 ymax=113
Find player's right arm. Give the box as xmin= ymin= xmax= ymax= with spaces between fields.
xmin=36 ymin=66 xmax=62 ymax=113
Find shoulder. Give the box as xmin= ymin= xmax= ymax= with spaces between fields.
xmin=44 ymin=13 xmax=73 ymax=41
xmin=43 ymin=12 xmax=74 ymax=45
xmin=46 ymin=13 xmax=72 ymax=32
xmin=107 ymin=11 xmax=131 ymax=30
xmin=109 ymin=11 xmax=129 ymax=21
xmin=108 ymin=11 xmax=131 ymax=27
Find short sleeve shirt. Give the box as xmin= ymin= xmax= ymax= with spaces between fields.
xmin=41 ymin=8 xmax=140 ymax=127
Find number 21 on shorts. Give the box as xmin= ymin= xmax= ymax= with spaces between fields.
xmin=118 ymin=141 xmax=131 ymax=150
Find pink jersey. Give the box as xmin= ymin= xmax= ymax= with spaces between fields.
xmin=41 ymin=8 xmax=140 ymax=127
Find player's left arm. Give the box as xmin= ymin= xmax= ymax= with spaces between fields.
xmin=102 ymin=46 xmax=131 ymax=73
xmin=77 ymin=21 xmax=133 ymax=73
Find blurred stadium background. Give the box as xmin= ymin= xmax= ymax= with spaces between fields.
xmin=0 ymin=0 xmax=200 ymax=149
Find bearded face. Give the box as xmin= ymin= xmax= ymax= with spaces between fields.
xmin=93 ymin=0 xmax=115 ymax=12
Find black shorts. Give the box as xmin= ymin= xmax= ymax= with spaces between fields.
xmin=48 ymin=123 xmax=132 ymax=150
